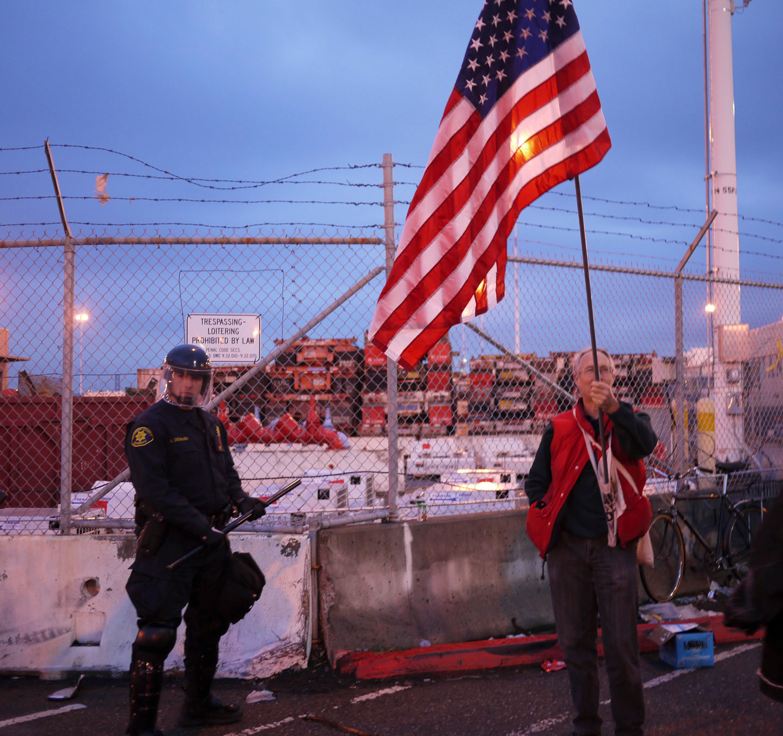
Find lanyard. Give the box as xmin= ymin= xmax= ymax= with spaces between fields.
xmin=574 ymin=409 xmax=623 ymax=545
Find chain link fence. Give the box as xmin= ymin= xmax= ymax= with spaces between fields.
xmin=2 ymin=161 xmax=782 ymax=534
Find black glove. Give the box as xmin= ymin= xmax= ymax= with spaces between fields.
xmin=201 ymin=527 xmax=225 ymax=547
xmin=238 ymin=497 xmax=266 ymax=521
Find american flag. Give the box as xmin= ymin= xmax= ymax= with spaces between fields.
xmin=369 ymin=0 xmax=610 ymax=369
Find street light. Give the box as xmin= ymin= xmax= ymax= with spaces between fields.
xmin=74 ymin=311 xmax=89 ymax=394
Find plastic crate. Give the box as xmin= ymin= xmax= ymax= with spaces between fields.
xmin=659 ymin=631 xmax=714 ymax=669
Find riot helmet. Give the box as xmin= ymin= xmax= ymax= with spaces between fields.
xmin=158 ymin=344 xmax=213 ymax=408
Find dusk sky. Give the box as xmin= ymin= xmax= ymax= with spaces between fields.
xmin=1 ymin=1 xmax=781 ymax=376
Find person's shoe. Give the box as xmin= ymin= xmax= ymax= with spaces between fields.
xmin=178 ymin=694 xmax=242 ymax=727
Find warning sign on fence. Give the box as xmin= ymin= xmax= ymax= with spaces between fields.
xmin=186 ymin=313 xmax=261 ymax=363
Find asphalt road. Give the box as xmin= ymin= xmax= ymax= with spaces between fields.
xmin=0 ymin=642 xmax=779 ymax=736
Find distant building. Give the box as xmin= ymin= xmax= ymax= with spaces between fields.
xmin=0 ymin=328 xmax=28 ymax=392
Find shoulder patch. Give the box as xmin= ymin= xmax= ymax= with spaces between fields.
xmin=131 ymin=426 xmax=155 ymax=448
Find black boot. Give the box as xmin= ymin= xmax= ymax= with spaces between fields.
xmin=126 ymin=658 xmax=165 ymax=736
xmin=178 ymin=649 xmax=241 ymax=727
xmin=178 ymin=693 xmax=242 ymax=727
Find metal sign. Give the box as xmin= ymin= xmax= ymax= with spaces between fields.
xmin=186 ymin=313 xmax=261 ymax=363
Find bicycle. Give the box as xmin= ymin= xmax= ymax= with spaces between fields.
xmin=639 ymin=466 xmax=768 ymax=603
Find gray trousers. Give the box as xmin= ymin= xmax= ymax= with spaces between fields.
xmin=547 ymin=531 xmax=644 ymax=736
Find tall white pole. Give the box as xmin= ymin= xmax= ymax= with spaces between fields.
xmin=707 ymin=0 xmax=744 ymax=462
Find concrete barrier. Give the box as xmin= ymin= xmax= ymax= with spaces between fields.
xmin=2 ymin=504 xmax=719 ymax=679
xmin=0 ymin=532 xmax=310 ymax=679
xmin=317 ymin=511 xmax=553 ymax=662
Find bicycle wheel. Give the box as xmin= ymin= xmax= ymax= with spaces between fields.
xmin=640 ymin=513 xmax=686 ymax=603
xmin=724 ymin=499 xmax=767 ymax=574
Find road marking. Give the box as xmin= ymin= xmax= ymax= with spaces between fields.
xmin=509 ymin=642 xmax=761 ymax=735
xmin=351 ymin=685 xmax=412 ymax=704
xmin=508 ymin=714 xmax=570 ymax=735
xmin=223 ymin=716 xmax=296 ymax=735
xmin=223 ymin=683 xmax=414 ymax=734
xmin=0 ymin=703 xmax=86 ymax=730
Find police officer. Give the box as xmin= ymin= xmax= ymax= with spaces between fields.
xmin=124 ymin=344 xmax=265 ymax=736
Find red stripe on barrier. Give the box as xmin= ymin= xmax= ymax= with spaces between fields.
xmin=334 ymin=615 xmax=763 ymax=681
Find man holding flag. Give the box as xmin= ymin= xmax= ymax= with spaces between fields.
xmin=368 ymin=2 xmax=650 ymax=734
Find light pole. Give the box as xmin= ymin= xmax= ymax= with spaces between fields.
xmin=74 ymin=311 xmax=89 ymax=394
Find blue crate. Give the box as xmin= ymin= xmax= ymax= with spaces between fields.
xmin=659 ymin=631 xmax=714 ymax=669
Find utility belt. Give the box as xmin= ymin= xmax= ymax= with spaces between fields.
xmin=135 ymin=501 xmax=232 ymax=556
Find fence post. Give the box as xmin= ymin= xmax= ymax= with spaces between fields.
xmin=674 ymin=212 xmax=717 ymax=474
xmin=674 ymin=275 xmax=687 ymax=473
xmin=382 ymin=153 xmax=399 ymax=520
xmin=44 ymin=141 xmax=75 ymax=535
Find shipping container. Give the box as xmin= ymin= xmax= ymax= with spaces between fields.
xmin=0 ymin=395 xmax=154 ymax=506
xmin=469 ymin=371 xmax=494 ymax=402
xmin=361 ymin=405 xmax=386 ymax=426
xmin=293 ymin=369 xmax=331 ymax=392
xmin=426 ymin=370 xmax=452 ymax=392
xmin=364 ymin=341 xmax=387 ymax=368
xmin=426 ymin=340 xmax=452 ymax=366
xmin=428 ymin=403 xmax=453 ymax=427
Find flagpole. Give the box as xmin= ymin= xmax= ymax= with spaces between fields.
xmin=574 ymin=174 xmax=609 ymax=484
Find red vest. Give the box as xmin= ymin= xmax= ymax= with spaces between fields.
xmin=525 ymin=403 xmax=652 ymax=558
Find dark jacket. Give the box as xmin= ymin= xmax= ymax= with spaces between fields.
xmin=125 ymin=399 xmax=248 ymax=543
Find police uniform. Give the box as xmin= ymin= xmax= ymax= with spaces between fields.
xmin=124 ymin=398 xmax=256 ymax=735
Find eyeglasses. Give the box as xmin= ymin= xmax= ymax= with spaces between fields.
xmin=579 ymin=365 xmax=614 ymax=377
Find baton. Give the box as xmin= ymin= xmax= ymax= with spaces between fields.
xmin=166 ymin=478 xmax=302 ymax=570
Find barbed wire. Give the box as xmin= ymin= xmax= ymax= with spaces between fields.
xmin=0 ymin=145 xmax=43 ymax=152
xmin=1 ymin=216 xmax=781 ymax=267
xmin=547 ymin=189 xmax=705 ymax=214
xmin=51 ymin=143 xmax=383 ymax=190
xmin=0 ymin=169 xmax=402 ymax=190
xmin=0 ymin=194 xmax=390 ymax=207
xmin=0 ymin=168 xmax=50 ymax=176
xmin=0 ymin=167 xmax=424 ymax=190
xmin=516 ymin=220 xmax=783 ymax=265
xmin=0 ymin=221 xmax=387 ymax=230
xmin=1 ymin=145 xmax=781 ymax=265
xmin=526 ymin=203 xmax=783 ymax=245
xmin=519 ymin=238 xmax=780 ymax=282
xmin=0 ymin=148 xmax=779 ymax=228
xmin=5 ymin=193 xmax=781 ymax=248
xmin=3 ymin=169 xmax=776 ymax=230
xmin=545 ymin=189 xmax=783 ymax=230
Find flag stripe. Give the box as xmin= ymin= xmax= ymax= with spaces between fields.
xmin=388 ymin=121 xmax=609 ymax=364
xmin=408 ymin=90 xmax=481 ymax=214
xmin=403 ymin=111 xmax=609 ymax=333
xmin=384 ymin=50 xmax=593 ymax=300
xmin=377 ymin=90 xmax=604 ymax=349
xmin=394 ymin=32 xmax=589 ymax=264
xmin=395 ymin=127 xmax=610 ymax=366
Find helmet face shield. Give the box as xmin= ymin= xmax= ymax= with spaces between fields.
xmin=158 ymin=344 xmax=213 ymax=408
xmin=158 ymin=365 xmax=213 ymax=408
